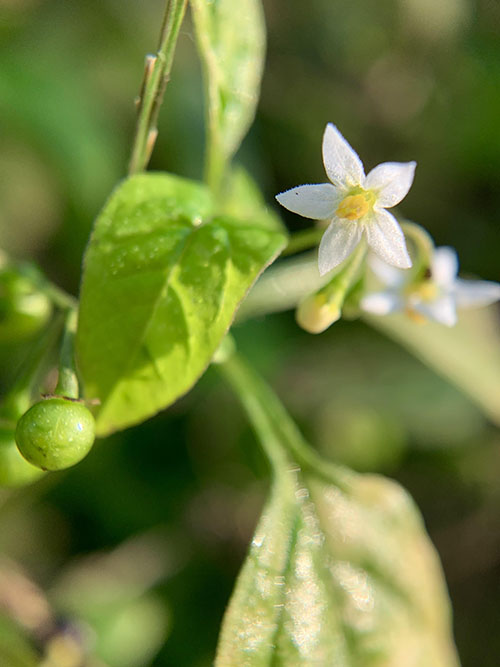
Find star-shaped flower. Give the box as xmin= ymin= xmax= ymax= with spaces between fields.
xmin=361 ymin=247 xmax=500 ymax=326
xmin=276 ymin=123 xmax=416 ymax=275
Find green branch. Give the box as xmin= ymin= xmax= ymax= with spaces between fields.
xmin=128 ymin=0 xmax=188 ymax=175
xmin=217 ymin=349 xmax=350 ymax=490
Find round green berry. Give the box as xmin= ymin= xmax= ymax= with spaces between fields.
xmin=15 ymin=398 xmax=96 ymax=471
xmin=0 ymin=427 xmax=46 ymax=487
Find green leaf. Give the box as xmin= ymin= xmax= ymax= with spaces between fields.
xmin=217 ymin=468 xmax=459 ymax=666
xmin=77 ymin=173 xmax=286 ymax=436
xmin=365 ymin=306 xmax=500 ymax=427
xmin=190 ymin=0 xmax=266 ymax=188
xmin=216 ymin=354 xmax=459 ymax=666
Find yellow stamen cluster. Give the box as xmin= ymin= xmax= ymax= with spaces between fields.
xmin=407 ymin=281 xmax=439 ymax=303
xmin=336 ymin=190 xmax=375 ymax=221
xmin=404 ymin=280 xmax=440 ymax=324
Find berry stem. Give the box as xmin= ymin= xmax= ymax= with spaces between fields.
xmin=54 ymin=309 xmax=79 ymax=399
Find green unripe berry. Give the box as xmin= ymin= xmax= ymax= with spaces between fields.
xmin=15 ymin=398 xmax=96 ymax=471
xmin=0 ymin=427 xmax=46 ymax=487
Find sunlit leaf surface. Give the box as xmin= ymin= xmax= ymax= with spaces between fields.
xmin=77 ymin=173 xmax=286 ymax=435
xmin=217 ymin=466 xmax=459 ymax=666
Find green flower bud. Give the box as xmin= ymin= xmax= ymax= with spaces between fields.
xmin=296 ymin=292 xmax=341 ymax=334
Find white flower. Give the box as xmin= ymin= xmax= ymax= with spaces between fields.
xmin=361 ymin=246 xmax=500 ymax=326
xmin=276 ymin=123 xmax=416 ymax=275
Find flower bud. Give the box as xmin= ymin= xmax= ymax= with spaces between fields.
xmin=296 ymin=293 xmax=341 ymax=334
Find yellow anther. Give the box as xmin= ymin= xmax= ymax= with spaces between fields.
xmin=406 ymin=280 xmax=439 ymax=303
xmin=405 ymin=307 xmax=427 ymax=325
xmin=404 ymin=279 xmax=440 ymax=324
xmin=336 ymin=192 xmax=372 ymax=221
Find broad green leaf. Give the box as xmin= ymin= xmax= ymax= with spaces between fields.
xmin=216 ymin=354 xmax=459 ymax=666
xmin=190 ymin=0 xmax=266 ymax=185
xmin=217 ymin=468 xmax=459 ymax=666
xmin=77 ymin=173 xmax=286 ymax=436
xmin=365 ymin=305 xmax=500 ymax=427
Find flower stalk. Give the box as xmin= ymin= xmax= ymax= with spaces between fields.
xmin=296 ymin=239 xmax=367 ymax=333
xmin=54 ymin=309 xmax=79 ymax=399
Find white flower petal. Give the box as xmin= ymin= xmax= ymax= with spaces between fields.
xmin=318 ymin=220 xmax=363 ymax=276
xmin=364 ymin=161 xmax=416 ymax=208
xmin=365 ymin=209 xmax=412 ymax=269
xmin=322 ymin=124 xmax=365 ymax=189
xmin=368 ymin=253 xmax=407 ymax=288
xmin=275 ymin=183 xmax=340 ymax=220
xmin=431 ymin=247 xmax=458 ymax=287
xmin=361 ymin=290 xmax=402 ymax=315
xmin=417 ymin=296 xmax=457 ymax=327
xmin=454 ymin=279 xmax=500 ymax=308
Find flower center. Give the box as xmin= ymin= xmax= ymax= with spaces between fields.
xmin=336 ymin=190 xmax=375 ymax=221
xmin=407 ymin=281 xmax=439 ymax=303
xmin=403 ymin=280 xmax=440 ymax=324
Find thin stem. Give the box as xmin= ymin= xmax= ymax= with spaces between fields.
xmin=400 ymin=221 xmax=434 ymax=280
xmin=218 ymin=351 xmax=351 ymax=490
xmin=0 ymin=313 xmax=66 ymax=422
xmin=128 ymin=0 xmax=188 ymax=176
xmin=54 ymin=309 xmax=79 ymax=399
xmin=218 ymin=353 xmax=288 ymax=473
xmin=282 ymin=226 xmax=324 ymax=257
xmin=236 ymin=251 xmax=328 ymax=321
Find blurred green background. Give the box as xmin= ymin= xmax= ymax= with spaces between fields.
xmin=0 ymin=0 xmax=499 ymax=664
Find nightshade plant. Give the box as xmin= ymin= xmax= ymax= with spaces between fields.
xmin=2 ymin=0 xmax=500 ymax=664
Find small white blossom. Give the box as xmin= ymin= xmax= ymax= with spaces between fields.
xmin=276 ymin=123 xmax=416 ymax=275
xmin=361 ymin=247 xmax=500 ymax=326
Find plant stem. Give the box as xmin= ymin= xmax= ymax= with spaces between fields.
xmin=282 ymin=226 xmax=324 ymax=257
xmin=218 ymin=353 xmax=288 ymax=473
xmin=400 ymin=221 xmax=434 ymax=279
xmin=54 ymin=309 xmax=79 ymax=399
xmin=236 ymin=251 xmax=328 ymax=321
xmin=128 ymin=0 xmax=188 ymax=176
xmin=218 ymin=350 xmax=350 ymax=490
xmin=1 ymin=313 xmax=66 ymax=422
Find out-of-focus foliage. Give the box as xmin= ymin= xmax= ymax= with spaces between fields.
xmin=190 ymin=0 xmax=266 ymax=186
xmin=0 ymin=0 xmax=499 ymax=665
